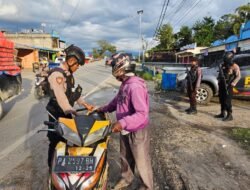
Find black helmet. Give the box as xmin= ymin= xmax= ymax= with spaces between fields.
xmin=223 ymin=51 xmax=234 ymax=66
xmin=111 ymin=53 xmax=135 ymax=77
xmin=64 ymin=44 xmax=85 ymax=66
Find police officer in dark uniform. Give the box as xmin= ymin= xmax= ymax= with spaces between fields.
xmin=185 ymin=57 xmax=202 ymax=114
xmin=214 ymin=51 xmax=241 ymax=121
xmin=46 ymin=44 xmax=93 ymax=170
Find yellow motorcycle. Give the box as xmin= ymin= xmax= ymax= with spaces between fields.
xmin=42 ymin=109 xmax=111 ymax=190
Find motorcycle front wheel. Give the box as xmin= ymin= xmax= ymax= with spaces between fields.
xmin=48 ymin=175 xmax=56 ymax=190
xmin=34 ymin=86 xmax=45 ymax=100
xmin=0 ymin=101 xmax=3 ymax=120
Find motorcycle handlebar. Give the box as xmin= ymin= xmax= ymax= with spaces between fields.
xmin=76 ymin=108 xmax=88 ymax=112
xmin=44 ymin=121 xmax=55 ymax=126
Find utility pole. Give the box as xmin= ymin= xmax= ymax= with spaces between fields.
xmin=137 ymin=10 xmax=143 ymax=63
xmin=142 ymin=36 xmax=148 ymax=63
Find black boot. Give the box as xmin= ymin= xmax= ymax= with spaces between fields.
xmin=222 ymin=112 xmax=233 ymax=121
xmin=185 ymin=107 xmax=191 ymax=112
xmin=214 ymin=111 xmax=226 ymax=118
xmin=187 ymin=107 xmax=197 ymax=114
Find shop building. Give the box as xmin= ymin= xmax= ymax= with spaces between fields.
xmin=199 ymin=20 xmax=250 ymax=67
xmin=1 ymin=30 xmax=66 ymax=68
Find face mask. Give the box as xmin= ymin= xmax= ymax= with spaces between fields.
xmin=111 ymin=59 xmax=116 ymax=67
xmin=116 ymin=76 xmax=123 ymax=81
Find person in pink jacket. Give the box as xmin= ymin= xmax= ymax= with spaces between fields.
xmin=99 ymin=53 xmax=153 ymax=190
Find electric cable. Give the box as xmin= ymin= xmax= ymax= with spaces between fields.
xmin=165 ymin=0 xmax=187 ymax=23
xmin=173 ymin=0 xmax=202 ymax=29
xmin=152 ymin=0 xmax=168 ymax=39
xmin=178 ymin=0 xmax=214 ymax=27
xmin=60 ymin=0 xmax=81 ymax=33
xmin=149 ymin=0 xmax=170 ymax=48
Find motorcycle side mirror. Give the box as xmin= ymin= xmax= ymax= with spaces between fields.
xmin=55 ymin=124 xmax=64 ymax=136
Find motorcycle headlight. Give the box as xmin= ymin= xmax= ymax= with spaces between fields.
xmin=59 ymin=123 xmax=82 ymax=146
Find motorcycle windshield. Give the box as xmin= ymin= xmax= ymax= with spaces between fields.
xmin=59 ymin=115 xmax=110 ymax=146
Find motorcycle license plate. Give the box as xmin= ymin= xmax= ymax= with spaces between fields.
xmin=54 ymin=156 xmax=96 ymax=173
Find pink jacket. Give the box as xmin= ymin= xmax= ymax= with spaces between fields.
xmin=101 ymin=76 xmax=149 ymax=132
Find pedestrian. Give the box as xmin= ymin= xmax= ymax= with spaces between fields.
xmin=185 ymin=57 xmax=202 ymax=114
xmin=214 ymin=51 xmax=241 ymax=121
xmin=97 ymin=53 xmax=153 ymax=190
xmin=36 ymin=57 xmax=49 ymax=77
xmin=46 ymin=44 xmax=93 ymax=170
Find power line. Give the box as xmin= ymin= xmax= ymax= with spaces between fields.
xmin=149 ymin=0 xmax=170 ymax=48
xmin=60 ymin=0 xmax=65 ymax=16
xmin=170 ymin=0 xmax=197 ymax=25
xmin=148 ymin=0 xmax=187 ymax=49
xmin=181 ymin=0 xmax=214 ymax=26
xmin=157 ymin=0 xmax=171 ymax=32
xmin=60 ymin=0 xmax=81 ymax=34
xmin=173 ymin=0 xmax=202 ymax=29
xmin=148 ymin=0 xmax=167 ymax=48
xmin=164 ymin=0 xmax=187 ymax=22
xmin=152 ymin=0 xmax=168 ymax=39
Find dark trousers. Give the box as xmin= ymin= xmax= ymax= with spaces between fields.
xmin=120 ymin=127 xmax=153 ymax=190
xmin=218 ymin=82 xmax=233 ymax=113
xmin=187 ymin=85 xmax=197 ymax=109
xmin=47 ymin=114 xmax=66 ymax=169
xmin=46 ymin=101 xmax=70 ymax=169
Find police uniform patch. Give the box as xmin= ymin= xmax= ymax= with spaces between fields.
xmin=56 ymin=77 xmax=64 ymax=84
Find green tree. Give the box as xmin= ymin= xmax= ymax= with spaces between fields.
xmin=214 ymin=14 xmax=235 ymax=39
xmin=175 ymin=26 xmax=193 ymax=49
xmin=232 ymin=3 xmax=250 ymax=35
xmin=192 ymin=16 xmax=215 ymax=46
xmin=92 ymin=48 xmax=99 ymax=59
xmin=235 ymin=3 xmax=250 ymax=22
xmin=155 ymin=24 xmax=175 ymax=50
xmin=97 ymin=40 xmax=116 ymax=55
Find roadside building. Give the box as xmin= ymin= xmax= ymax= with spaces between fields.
xmin=147 ymin=50 xmax=176 ymax=62
xmin=199 ymin=20 xmax=250 ymax=67
xmin=175 ymin=43 xmax=207 ymax=64
xmin=1 ymin=30 xmax=65 ymax=68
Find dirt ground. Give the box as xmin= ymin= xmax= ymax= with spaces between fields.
xmin=0 ymin=81 xmax=250 ymax=190
xmin=147 ymin=81 xmax=250 ymax=190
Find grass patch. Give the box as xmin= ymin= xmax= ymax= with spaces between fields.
xmin=153 ymin=73 xmax=162 ymax=80
xmin=142 ymin=72 xmax=153 ymax=80
xmin=228 ymin=128 xmax=250 ymax=153
xmin=135 ymin=70 xmax=154 ymax=81
xmin=135 ymin=70 xmax=144 ymax=77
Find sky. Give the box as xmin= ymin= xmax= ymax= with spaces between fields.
xmin=0 ymin=0 xmax=249 ymax=52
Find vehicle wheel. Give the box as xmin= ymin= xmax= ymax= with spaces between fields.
xmin=0 ymin=101 xmax=3 ymax=120
xmin=48 ymin=176 xmax=56 ymax=190
xmin=196 ymin=83 xmax=213 ymax=104
xmin=34 ymin=86 xmax=44 ymax=99
xmin=16 ymin=74 xmax=22 ymax=93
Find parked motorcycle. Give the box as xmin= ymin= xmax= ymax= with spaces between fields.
xmin=41 ymin=109 xmax=112 ymax=190
xmin=34 ymin=74 xmax=49 ymax=99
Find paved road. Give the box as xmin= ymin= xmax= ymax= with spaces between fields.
xmin=0 ymin=60 xmax=119 ymax=188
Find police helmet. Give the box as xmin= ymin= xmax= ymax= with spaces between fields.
xmin=64 ymin=44 xmax=85 ymax=66
xmin=223 ymin=51 xmax=234 ymax=66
